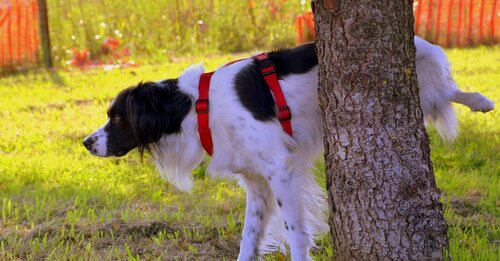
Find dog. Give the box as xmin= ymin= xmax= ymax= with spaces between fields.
xmin=83 ymin=36 xmax=494 ymax=260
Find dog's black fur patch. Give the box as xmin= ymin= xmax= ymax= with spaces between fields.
xmin=267 ymin=42 xmax=318 ymax=78
xmin=234 ymin=43 xmax=317 ymax=121
xmin=234 ymin=66 xmax=276 ymax=121
xmin=105 ymin=80 xmax=192 ymax=155
xmin=105 ymin=88 xmax=138 ymax=156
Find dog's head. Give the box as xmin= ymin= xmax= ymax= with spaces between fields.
xmin=83 ymin=80 xmax=192 ymax=157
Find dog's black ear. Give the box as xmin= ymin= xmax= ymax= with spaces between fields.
xmin=126 ymin=80 xmax=191 ymax=154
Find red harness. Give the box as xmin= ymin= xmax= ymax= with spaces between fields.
xmin=195 ymin=53 xmax=293 ymax=156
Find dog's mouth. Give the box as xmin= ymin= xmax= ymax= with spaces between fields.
xmin=107 ymin=147 xmax=132 ymax=157
xmin=86 ymin=149 xmax=127 ymax=157
xmin=114 ymin=150 xmax=127 ymax=157
xmin=85 ymin=148 xmax=107 ymax=157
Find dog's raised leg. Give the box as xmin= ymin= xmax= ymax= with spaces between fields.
xmin=450 ymin=90 xmax=495 ymax=112
xmin=238 ymin=174 xmax=274 ymax=261
xmin=266 ymin=164 xmax=313 ymax=261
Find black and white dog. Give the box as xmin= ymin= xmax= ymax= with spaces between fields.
xmin=83 ymin=37 xmax=494 ymax=260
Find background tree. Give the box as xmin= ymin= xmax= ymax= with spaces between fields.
xmin=313 ymin=0 xmax=449 ymax=259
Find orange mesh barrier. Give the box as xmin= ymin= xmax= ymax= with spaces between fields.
xmin=414 ymin=0 xmax=499 ymax=47
xmin=297 ymin=0 xmax=499 ymax=47
xmin=0 ymin=0 xmax=39 ymax=73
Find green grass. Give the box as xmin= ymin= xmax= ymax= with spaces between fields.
xmin=0 ymin=46 xmax=499 ymax=260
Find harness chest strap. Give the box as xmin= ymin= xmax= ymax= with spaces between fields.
xmin=196 ymin=72 xmax=214 ymax=156
xmin=196 ymin=54 xmax=293 ymax=156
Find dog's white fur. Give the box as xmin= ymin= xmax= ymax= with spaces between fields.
xmin=174 ymin=59 xmax=328 ymax=260
xmin=86 ymin=121 xmax=110 ymax=157
xmin=87 ymin=37 xmax=494 ymax=260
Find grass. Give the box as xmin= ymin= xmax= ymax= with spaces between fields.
xmin=0 ymin=46 xmax=499 ymax=260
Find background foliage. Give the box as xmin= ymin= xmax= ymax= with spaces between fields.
xmin=46 ymin=0 xmax=306 ymax=66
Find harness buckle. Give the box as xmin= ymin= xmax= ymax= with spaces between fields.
xmin=256 ymin=53 xmax=277 ymax=76
xmin=277 ymin=105 xmax=291 ymax=121
xmin=195 ymin=99 xmax=209 ymax=114
xmin=260 ymin=66 xmax=276 ymax=76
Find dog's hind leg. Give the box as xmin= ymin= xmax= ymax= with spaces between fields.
xmin=415 ymin=36 xmax=495 ymax=141
xmin=450 ymin=91 xmax=495 ymax=113
xmin=264 ymin=163 xmax=314 ymax=261
xmin=238 ymin=173 xmax=275 ymax=261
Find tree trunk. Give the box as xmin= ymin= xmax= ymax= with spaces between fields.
xmin=313 ymin=0 xmax=449 ymax=259
xmin=38 ymin=0 xmax=53 ymax=68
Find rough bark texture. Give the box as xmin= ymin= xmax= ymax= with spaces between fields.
xmin=314 ymin=0 xmax=449 ymax=259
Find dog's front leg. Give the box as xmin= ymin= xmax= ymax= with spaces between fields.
xmin=238 ymin=174 xmax=273 ymax=261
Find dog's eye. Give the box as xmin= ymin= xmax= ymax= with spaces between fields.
xmin=112 ymin=116 xmax=121 ymax=123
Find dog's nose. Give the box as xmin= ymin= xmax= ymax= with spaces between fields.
xmin=83 ymin=137 xmax=94 ymax=150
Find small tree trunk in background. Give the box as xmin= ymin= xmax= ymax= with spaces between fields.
xmin=38 ymin=0 xmax=53 ymax=68
xmin=313 ymin=0 xmax=449 ymax=259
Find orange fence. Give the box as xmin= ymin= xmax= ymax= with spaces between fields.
xmin=297 ymin=0 xmax=499 ymax=47
xmin=1 ymin=1 xmax=499 ymax=74
xmin=0 ymin=0 xmax=39 ymax=73
xmin=414 ymin=0 xmax=499 ymax=47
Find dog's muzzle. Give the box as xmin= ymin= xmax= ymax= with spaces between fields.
xmin=83 ymin=128 xmax=108 ymax=157
xmin=83 ymin=136 xmax=96 ymax=151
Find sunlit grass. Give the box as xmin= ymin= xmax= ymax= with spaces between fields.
xmin=0 ymin=46 xmax=499 ymax=259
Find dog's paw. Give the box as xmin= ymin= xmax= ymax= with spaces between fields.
xmin=468 ymin=93 xmax=495 ymax=112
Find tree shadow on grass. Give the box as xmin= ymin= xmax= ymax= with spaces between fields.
xmin=429 ymin=122 xmax=499 ymax=172
xmin=47 ymin=69 xmax=65 ymax=86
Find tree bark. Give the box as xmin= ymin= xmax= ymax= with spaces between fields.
xmin=313 ymin=0 xmax=449 ymax=259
